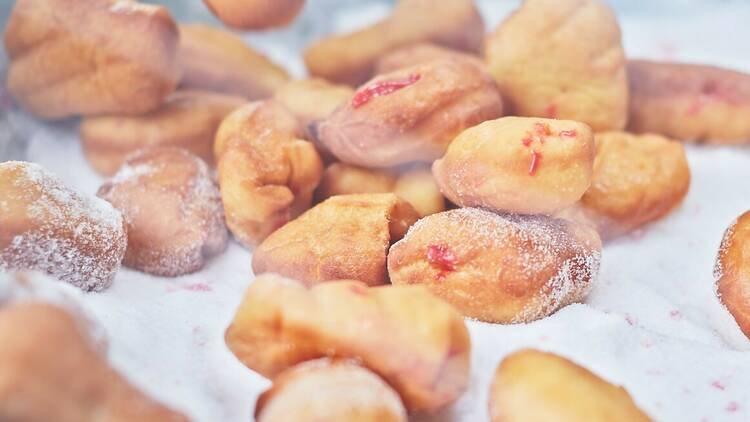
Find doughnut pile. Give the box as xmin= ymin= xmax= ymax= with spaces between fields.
xmin=4 ymin=0 xmax=750 ymax=418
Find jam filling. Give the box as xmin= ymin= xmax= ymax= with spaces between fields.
xmin=351 ymin=73 xmax=421 ymax=108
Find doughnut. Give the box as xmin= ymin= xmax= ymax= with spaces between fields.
xmin=202 ymin=0 xmax=305 ymax=30
xmin=556 ymin=131 xmax=691 ymax=240
xmin=627 ymin=60 xmax=750 ymax=144
xmin=178 ymin=24 xmax=290 ymax=99
xmin=252 ymin=193 xmax=419 ymax=286
xmin=4 ymin=0 xmax=179 ymax=119
xmin=317 ymin=58 xmax=503 ymax=168
xmin=374 ymin=42 xmax=484 ymax=75
xmin=392 ymin=166 xmax=446 ymax=218
xmin=215 ymin=100 xmax=324 ymax=248
xmin=486 ymin=0 xmax=627 ymax=131
xmin=315 ymin=163 xmax=397 ymax=202
xmin=255 ymin=359 xmax=407 ymax=422
xmin=715 ymin=211 xmax=750 ymax=340
xmin=432 ymin=117 xmax=595 ymax=215
xmin=489 ymin=349 xmax=652 ymax=422
xmin=0 ymin=162 xmax=127 ymax=291
xmin=97 ymin=147 xmax=228 ymax=277
xmin=0 ymin=302 xmax=188 ymax=422
xmin=80 ymin=90 xmax=246 ymax=176
xmin=225 ymin=273 xmax=471 ymax=412
xmin=304 ymin=0 xmax=485 ymax=85
xmin=387 ymin=208 xmax=601 ymax=323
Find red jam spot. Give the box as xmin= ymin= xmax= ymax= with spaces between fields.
xmin=559 ymin=129 xmax=577 ymax=138
xmin=350 ymin=284 xmax=368 ymax=296
xmin=544 ymin=104 xmax=558 ymax=118
xmin=533 ymin=122 xmax=552 ymax=136
xmin=669 ymin=309 xmax=682 ymax=320
xmin=351 ymin=73 xmax=421 ymax=108
xmin=726 ymin=402 xmax=739 ymax=412
xmin=712 ymin=380 xmax=726 ymax=391
xmin=521 ymin=136 xmax=533 ymax=147
xmin=625 ymin=314 xmax=637 ymax=326
xmin=427 ymin=244 xmax=458 ymax=280
xmin=184 ymin=283 xmax=212 ymax=292
xmin=528 ymin=150 xmax=542 ymax=176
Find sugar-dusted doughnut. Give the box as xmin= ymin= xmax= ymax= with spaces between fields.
xmin=486 ymin=0 xmax=627 ymax=131
xmin=4 ymin=0 xmax=179 ymax=119
xmin=433 ymin=117 xmax=595 ymax=215
xmin=255 ymin=359 xmax=407 ymax=422
xmin=317 ymin=58 xmax=503 ymax=168
xmin=374 ymin=42 xmax=484 ymax=75
xmin=0 ymin=303 xmax=188 ymax=422
xmin=225 ymin=273 xmax=471 ymax=412
xmin=252 ymin=193 xmax=419 ymax=286
xmin=179 ymin=24 xmax=289 ymax=99
xmin=388 ymin=208 xmax=601 ymax=323
xmin=556 ymin=131 xmax=690 ymax=240
xmin=0 ymin=162 xmax=126 ymax=291
xmin=304 ymin=0 xmax=484 ymax=85
xmin=215 ymin=100 xmax=324 ymax=248
xmin=627 ymin=60 xmax=750 ymax=144
xmin=80 ymin=90 xmax=246 ymax=176
xmin=715 ymin=211 xmax=750 ymax=340
xmin=489 ymin=349 xmax=652 ymax=422
xmin=202 ymin=0 xmax=305 ymax=30
xmin=97 ymin=147 xmax=227 ymax=277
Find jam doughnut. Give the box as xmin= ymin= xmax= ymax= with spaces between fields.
xmin=392 ymin=167 xmax=446 ymax=218
xmin=225 ymin=273 xmax=471 ymax=412
xmin=0 ymin=162 xmax=126 ymax=291
xmin=556 ymin=131 xmax=690 ymax=240
xmin=179 ymin=24 xmax=290 ymax=99
xmin=255 ymin=359 xmax=407 ymax=422
xmin=374 ymin=42 xmax=484 ymax=75
xmin=627 ymin=60 xmax=750 ymax=144
xmin=387 ymin=208 xmax=601 ymax=323
xmin=432 ymin=117 xmax=595 ymax=215
xmin=97 ymin=147 xmax=227 ymax=277
xmin=4 ymin=0 xmax=179 ymax=119
xmin=80 ymin=90 xmax=246 ymax=176
xmin=215 ymin=100 xmax=324 ymax=248
xmin=0 ymin=303 xmax=188 ymax=422
xmin=202 ymin=0 xmax=305 ymax=30
xmin=489 ymin=349 xmax=652 ymax=422
xmin=486 ymin=0 xmax=627 ymax=131
xmin=304 ymin=0 xmax=484 ymax=86
xmin=252 ymin=193 xmax=419 ymax=286
xmin=317 ymin=58 xmax=503 ymax=168
xmin=315 ymin=163 xmax=397 ymax=202
xmin=715 ymin=211 xmax=750 ymax=340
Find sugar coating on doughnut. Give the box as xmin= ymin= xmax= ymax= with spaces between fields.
xmin=714 ymin=211 xmax=750 ymax=340
xmin=388 ymin=208 xmax=601 ymax=323
xmin=0 ymin=162 xmax=126 ymax=291
xmin=97 ymin=148 xmax=227 ymax=277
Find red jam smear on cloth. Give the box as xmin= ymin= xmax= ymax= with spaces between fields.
xmin=351 ymin=73 xmax=421 ymax=108
xmin=427 ymin=244 xmax=458 ymax=281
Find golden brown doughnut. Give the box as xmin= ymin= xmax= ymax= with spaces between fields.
xmin=0 ymin=303 xmax=188 ymax=422
xmin=315 ymin=163 xmax=397 ymax=202
xmin=304 ymin=0 xmax=485 ymax=86
xmin=432 ymin=117 xmax=595 ymax=215
xmin=80 ymin=90 xmax=246 ymax=176
xmin=225 ymin=273 xmax=471 ymax=412
xmin=97 ymin=147 xmax=227 ymax=277
xmin=317 ymin=58 xmax=503 ymax=168
xmin=215 ymin=100 xmax=324 ymax=248
xmin=393 ymin=166 xmax=446 ymax=218
xmin=627 ymin=60 xmax=750 ymax=144
xmin=255 ymin=359 xmax=407 ymax=422
xmin=178 ymin=24 xmax=290 ymax=99
xmin=202 ymin=0 xmax=305 ymax=30
xmin=715 ymin=211 xmax=750 ymax=340
xmin=4 ymin=0 xmax=180 ymax=119
xmin=0 ymin=162 xmax=127 ymax=291
xmin=252 ymin=193 xmax=419 ymax=286
xmin=388 ymin=208 xmax=601 ymax=323
xmin=374 ymin=42 xmax=484 ymax=75
xmin=486 ymin=0 xmax=627 ymax=131
xmin=556 ymin=131 xmax=691 ymax=240
xmin=489 ymin=349 xmax=652 ymax=422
